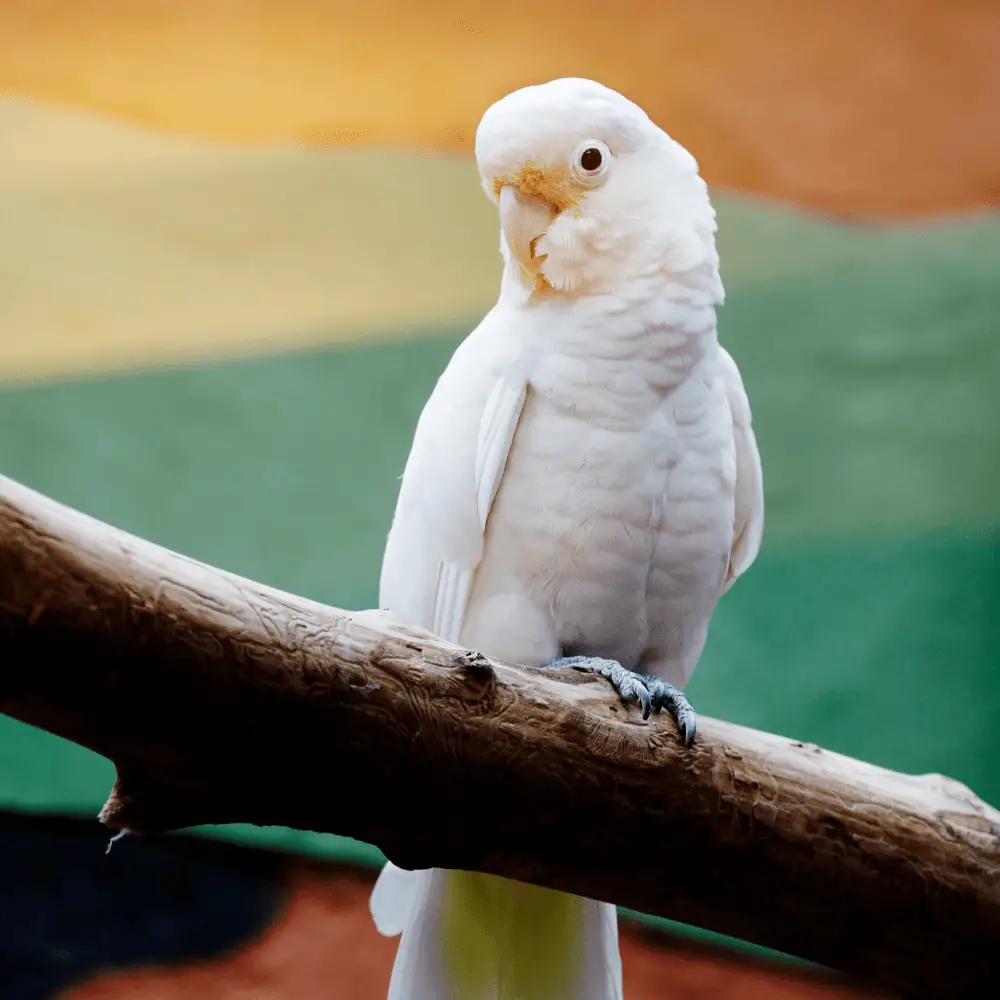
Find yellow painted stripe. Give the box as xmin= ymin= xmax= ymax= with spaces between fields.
xmin=1 ymin=0 xmax=997 ymax=218
xmin=0 ymin=98 xmax=501 ymax=381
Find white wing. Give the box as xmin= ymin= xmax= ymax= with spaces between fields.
xmin=379 ymin=307 xmax=528 ymax=642
xmin=718 ymin=345 xmax=764 ymax=594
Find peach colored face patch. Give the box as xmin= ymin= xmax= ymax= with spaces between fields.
xmin=492 ymin=164 xmax=585 ymax=216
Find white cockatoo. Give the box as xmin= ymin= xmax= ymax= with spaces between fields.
xmin=369 ymin=77 xmax=764 ymax=1000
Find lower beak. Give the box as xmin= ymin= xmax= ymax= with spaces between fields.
xmin=499 ymin=185 xmax=553 ymax=278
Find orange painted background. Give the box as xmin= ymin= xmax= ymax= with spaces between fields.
xmin=2 ymin=0 xmax=998 ymax=217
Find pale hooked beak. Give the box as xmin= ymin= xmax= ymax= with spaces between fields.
xmin=499 ymin=184 xmax=554 ymax=280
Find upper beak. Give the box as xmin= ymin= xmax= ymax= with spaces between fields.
xmin=499 ymin=184 xmax=553 ymax=278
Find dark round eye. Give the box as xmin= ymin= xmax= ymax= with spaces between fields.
xmin=579 ymin=146 xmax=603 ymax=172
xmin=572 ymin=139 xmax=611 ymax=180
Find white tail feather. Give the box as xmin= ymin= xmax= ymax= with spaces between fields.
xmin=371 ymin=863 xmax=623 ymax=1000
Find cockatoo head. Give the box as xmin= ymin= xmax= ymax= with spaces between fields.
xmin=476 ymin=78 xmax=721 ymax=299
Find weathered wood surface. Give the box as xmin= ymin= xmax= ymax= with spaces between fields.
xmin=1 ymin=472 xmax=998 ymax=997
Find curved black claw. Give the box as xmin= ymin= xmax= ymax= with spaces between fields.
xmin=642 ymin=675 xmax=697 ymax=748
xmin=611 ymin=665 xmax=653 ymax=720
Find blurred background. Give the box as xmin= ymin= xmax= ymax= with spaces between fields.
xmin=1 ymin=1 xmax=998 ymax=997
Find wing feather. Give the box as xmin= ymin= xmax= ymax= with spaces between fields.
xmin=718 ymin=345 xmax=764 ymax=594
xmin=476 ymin=378 xmax=528 ymax=529
xmin=379 ymin=310 xmax=527 ymax=643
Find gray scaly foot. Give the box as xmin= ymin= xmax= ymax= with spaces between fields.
xmin=547 ymin=656 xmax=697 ymax=747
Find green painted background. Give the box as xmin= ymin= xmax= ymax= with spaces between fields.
xmin=1 ymin=193 xmax=998 ymax=958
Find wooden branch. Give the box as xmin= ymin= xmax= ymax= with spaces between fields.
xmin=1 ymin=472 xmax=998 ymax=997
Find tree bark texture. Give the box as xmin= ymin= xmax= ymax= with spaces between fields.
xmin=0 ymin=472 xmax=998 ymax=997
